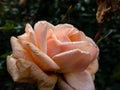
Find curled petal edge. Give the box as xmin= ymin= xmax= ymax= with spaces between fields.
xmin=53 ymin=49 xmax=91 ymax=73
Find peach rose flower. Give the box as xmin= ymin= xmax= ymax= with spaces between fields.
xmin=7 ymin=21 xmax=99 ymax=90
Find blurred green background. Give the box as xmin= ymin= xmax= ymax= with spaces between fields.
xmin=0 ymin=0 xmax=120 ymax=90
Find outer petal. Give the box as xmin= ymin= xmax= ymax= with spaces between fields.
xmin=25 ymin=42 xmax=60 ymax=71
xmin=53 ymin=49 xmax=91 ymax=73
xmin=86 ymin=59 xmax=99 ymax=80
xmin=34 ymin=21 xmax=54 ymax=53
xmin=64 ymin=71 xmax=95 ymax=90
xmin=18 ymin=23 xmax=37 ymax=46
xmin=7 ymin=56 xmax=57 ymax=90
xmin=25 ymin=23 xmax=37 ymax=45
xmin=10 ymin=36 xmax=33 ymax=62
xmin=58 ymin=77 xmax=73 ymax=90
xmin=86 ymin=37 xmax=99 ymax=60
xmin=7 ymin=56 xmax=22 ymax=82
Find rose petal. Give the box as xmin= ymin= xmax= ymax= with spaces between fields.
xmin=25 ymin=42 xmax=60 ymax=71
xmin=18 ymin=24 xmax=37 ymax=45
xmin=7 ymin=56 xmax=21 ymax=82
xmin=54 ymin=24 xmax=73 ymax=42
xmin=58 ymin=77 xmax=73 ymax=90
xmin=86 ymin=37 xmax=97 ymax=47
xmin=69 ymin=31 xmax=87 ymax=42
xmin=47 ymin=31 xmax=62 ymax=57
xmin=55 ymin=24 xmax=79 ymax=36
xmin=25 ymin=23 xmax=37 ymax=45
xmin=59 ymin=41 xmax=98 ymax=62
xmin=53 ymin=49 xmax=90 ymax=73
xmin=86 ymin=59 xmax=99 ymax=80
xmin=7 ymin=56 xmax=57 ymax=90
xmin=55 ymin=24 xmax=74 ymax=34
xmin=34 ymin=21 xmax=54 ymax=53
xmin=64 ymin=71 xmax=95 ymax=90
xmin=38 ymin=74 xmax=57 ymax=90
xmin=54 ymin=24 xmax=88 ymax=42
xmin=10 ymin=36 xmax=33 ymax=62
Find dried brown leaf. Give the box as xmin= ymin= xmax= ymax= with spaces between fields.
xmin=96 ymin=0 xmax=120 ymax=23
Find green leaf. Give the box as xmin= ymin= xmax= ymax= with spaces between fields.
xmin=1 ymin=20 xmax=15 ymax=30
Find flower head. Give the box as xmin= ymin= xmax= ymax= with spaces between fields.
xmin=7 ymin=21 xmax=99 ymax=90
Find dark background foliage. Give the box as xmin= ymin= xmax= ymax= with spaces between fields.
xmin=0 ymin=0 xmax=120 ymax=90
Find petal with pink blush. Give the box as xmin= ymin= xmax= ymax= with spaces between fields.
xmin=47 ymin=32 xmax=62 ymax=57
xmin=60 ymin=41 xmax=98 ymax=62
xmin=34 ymin=21 xmax=54 ymax=53
xmin=54 ymin=24 xmax=75 ymax=42
xmin=10 ymin=37 xmax=33 ymax=62
xmin=53 ymin=49 xmax=91 ymax=73
xmin=64 ymin=71 xmax=95 ymax=90
xmin=55 ymin=24 xmax=74 ymax=35
xmin=25 ymin=42 xmax=60 ymax=71
xmin=47 ymin=38 xmax=61 ymax=58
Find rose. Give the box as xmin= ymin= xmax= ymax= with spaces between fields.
xmin=7 ymin=21 xmax=99 ymax=90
